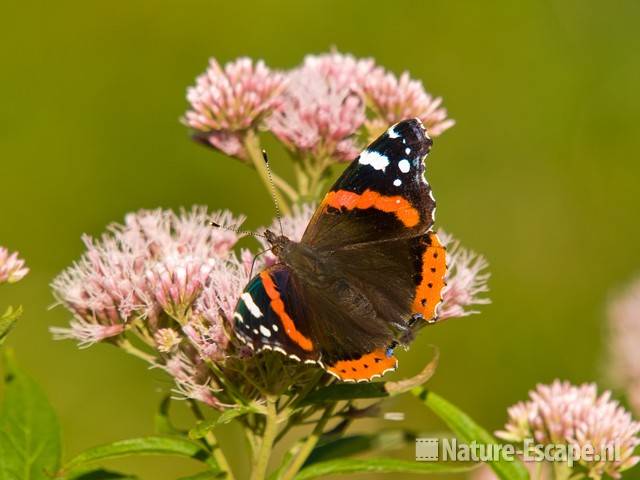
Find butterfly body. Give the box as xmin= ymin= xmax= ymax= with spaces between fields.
xmin=234 ymin=119 xmax=447 ymax=382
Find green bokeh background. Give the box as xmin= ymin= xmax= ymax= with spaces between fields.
xmin=2 ymin=1 xmax=640 ymax=478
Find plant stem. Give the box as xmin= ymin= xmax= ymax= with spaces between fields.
xmin=280 ymin=403 xmax=336 ymax=480
xmin=293 ymin=161 xmax=309 ymax=198
xmin=272 ymin=172 xmax=300 ymax=204
xmin=305 ymin=156 xmax=331 ymax=202
xmin=243 ymin=130 xmax=292 ymax=215
xmin=251 ymin=397 xmax=279 ymax=480
xmin=188 ymin=400 xmax=236 ymax=479
xmin=116 ymin=338 xmax=156 ymax=363
xmin=551 ymin=461 xmax=572 ymax=480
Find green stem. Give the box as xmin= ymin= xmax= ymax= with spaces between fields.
xmin=305 ymin=156 xmax=332 ymax=202
xmin=293 ymin=161 xmax=309 ymax=198
xmin=189 ymin=400 xmax=236 ymax=479
xmin=243 ymin=130 xmax=292 ymax=215
xmin=551 ymin=461 xmax=572 ymax=480
xmin=272 ymin=172 xmax=300 ymax=204
xmin=251 ymin=397 xmax=279 ymax=480
xmin=116 ymin=338 xmax=156 ymax=363
xmin=280 ymin=403 xmax=336 ymax=480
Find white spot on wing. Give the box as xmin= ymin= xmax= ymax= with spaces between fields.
xmin=393 ymin=179 xmax=402 ymax=187
xmin=359 ymin=150 xmax=390 ymax=172
xmin=388 ymin=127 xmax=400 ymax=139
xmin=398 ymin=159 xmax=410 ymax=173
xmin=405 ymin=147 xmax=411 ymax=155
xmin=241 ymin=293 xmax=263 ymax=318
xmin=259 ymin=325 xmax=271 ymax=338
xmin=233 ymin=313 xmax=244 ymax=323
xmin=272 ymin=324 xmax=279 ymax=332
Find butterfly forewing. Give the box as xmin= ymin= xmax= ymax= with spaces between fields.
xmin=302 ymin=118 xmax=436 ymax=249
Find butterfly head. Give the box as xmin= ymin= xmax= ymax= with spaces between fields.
xmin=264 ymin=229 xmax=292 ymax=259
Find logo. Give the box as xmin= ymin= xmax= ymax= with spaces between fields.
xmin=415 ymin=438 xmax=622 ymax=467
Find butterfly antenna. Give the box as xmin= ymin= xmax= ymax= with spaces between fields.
xmin=261 ymin=149 xmax=284 ymax=236
xmin=208 ymin=221 xmax=266 ymax=239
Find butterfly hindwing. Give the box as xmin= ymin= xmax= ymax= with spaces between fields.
xmin=234 ymin=265 xmax=319 ymax=363
xmin=327 ymin=231 xmax=446 ymax=326
xmin=302 ymin=119 xmax=435 ymax=249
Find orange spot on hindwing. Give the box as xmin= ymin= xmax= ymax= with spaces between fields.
xmin=326 ymin=348 xmax=398 ymax=382
xmin=259 ymin=271 xmax=314 ymax=352
xmin=412 ymin=232 xmax=447 ymax=320
xmin=322 ymin=189 xmax=420 ymax=227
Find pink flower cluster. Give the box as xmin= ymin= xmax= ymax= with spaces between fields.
xmin=608 ymin=276 xmax=640 ymax=416
xmin=496 ymin=380 xmax=640 ymax=479
xmin=51 ymin=207 xmax=252 ymax=407
xmin=0 ymin=247 xmax=29 ymax=284
xmin=184 ymin=58 xmax=286 ymax=159
xmin=436 ymin=230 xmax=490 ymax=320
xmin=185 ymin=51 xmax=453 ymax=163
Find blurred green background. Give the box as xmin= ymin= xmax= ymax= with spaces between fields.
xmin=2 ymin=0 xmax=640 ymax=478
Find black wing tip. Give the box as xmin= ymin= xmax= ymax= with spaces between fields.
xmin=391 ymin=118 xmax=433 ymax=156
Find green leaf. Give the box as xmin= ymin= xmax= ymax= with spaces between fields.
xmin=0 ymin=305 xmax=22 ymax=345
xmin=155 ymin=396 xmax=186 ymax=436
xmin=295 ymin=457 xmax=477 ymax=479
xmin=189 ymin=405 xmax=256 ymax=439
xmin=178 ymin=471 xmax=223 ymax=480
xmin=413 ymin=388 xmax=529 ymax=480
xmin=300 ymin=382 xmax=389 ymax=406
xmin=68 ymin=468 xmax=138 ymax=479
xmin=63 ymin=436 xmax=221 ymax=474
xmin=0 ymin=350 xmax=62 ymax=480
xmin=305 ymin=431 xmax=413 ymax=466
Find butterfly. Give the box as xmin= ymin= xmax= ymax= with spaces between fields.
xmin=233 ymin=118 xmax=446 ymax=382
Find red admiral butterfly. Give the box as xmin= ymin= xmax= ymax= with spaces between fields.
xmin=234 ymin=118 xmax=446 ymax=382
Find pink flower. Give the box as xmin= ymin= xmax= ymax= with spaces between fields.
xmin=0 ymin=247 xmax=29 ymax=284
xmin=472 ymin=462 xmax=548 ymax=480
xmin=146 ymin=256 xmax=216 ymax=320
xmin=496 ymin=380 xmax=640 ymax=479
xmin=120 ymin=207 xmax=244 ymax=261
xmin=301 ymin=51 xmax=375 ymax=91
xmin=184 ymin=58 xmax=286 ymax=159
xmin=163 ymin=353 xmax=222 ymax=408
xmin=364 ymin=67 xmax=454 ymax=138
xmin=608 ymin=277 xmax=640 ymax=416
xmin=50 ymin=317 xmax=125 ymax=348
xmin=268 ymin=60 xmax=365 ymax=162
xmin=51 ymin=234 xmax=152 ymax=324
xmin=437 ymin=231 xmax=490 ymax=320
xmin=182 ymin=316 xmax=227 ymax=362
xmin=154 ymin=328 xmax=182 ymax=353
xmin=51 ymin=207 xmax=245 ymax=345
xmin=197 ymin=250 xmax=254 ymax=324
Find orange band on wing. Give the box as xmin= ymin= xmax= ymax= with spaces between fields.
xmin=412 ymin=232 xmax=447 ymax=319
xmin=322 ymin=189 xmax=420 ymax=227
xmin=260 ymin=271 xmax=314 ymax=352
xmin=326 ymin=348 xmax=397 ymax=382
